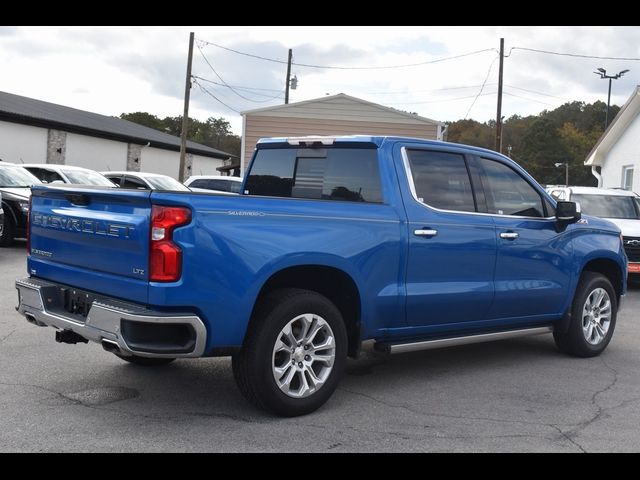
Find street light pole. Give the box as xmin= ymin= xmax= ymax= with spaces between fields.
xmin=594 ymin=68 xmax=629 ymax=129
xmin=555 ymin=162 xmax=569 ymax=187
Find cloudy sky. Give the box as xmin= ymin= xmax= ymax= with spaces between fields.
xmin=1 ymin=26 xmax=639 ymax=134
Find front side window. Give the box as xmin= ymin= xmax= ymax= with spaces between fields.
xmin=406 ymin=149 xmax=475 ymax=212
xmin=245 ymin=148 xmax=382 ymax=203
xmin=479 ymin=158 xmax=545 ymax=217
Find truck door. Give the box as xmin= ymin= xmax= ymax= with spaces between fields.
xmin=474 ymin=156 xmax=572 ymax=319
xmin=397 ymin=144 xmax=497 ymax=327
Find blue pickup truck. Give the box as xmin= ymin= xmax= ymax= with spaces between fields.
xmin=16 ymin=136 xmax=627 ymax=416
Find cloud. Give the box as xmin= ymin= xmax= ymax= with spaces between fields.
xmin=0 ymin=26 xmax=17 ymax=36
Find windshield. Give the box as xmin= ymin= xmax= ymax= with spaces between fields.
xmin=146 ymin=176 xmax=190 ymax=191
xmin=0 ymin=165 xmax=42 ymax=187
xmin=572 ymin=194 xmax=640 ymax=219
xmin=63 ymin=169 xmax=116 ymax=186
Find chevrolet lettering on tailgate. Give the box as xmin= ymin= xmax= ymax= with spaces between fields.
xmin=31 ymin=213 xmax=135 ymax=239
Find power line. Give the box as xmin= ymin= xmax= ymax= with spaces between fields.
xmin=385 ymin=91 xmax=496 ymax=105
xmin=511 ymin=46 xmax=640 ymax=61
xmin=502 ymin=90 xmax=560 ymax=107
xmin=197 ymin=39 xmax=496 ymax=70
xmin=196 ymin=43 xmax=282 ymax=103
xmin=465 ymin=56 xmax=499 ymax=119
xmin=364 ymin=83 xmax=496 ymax=95
xmin=192 ymin=75 xmax=282 ymax=93
xmin=192 ymin=79 xmax=240 ymax=113
xmin=504 ymin=84 xmax=571 ymax=100
xmin=192 ymin=75 xmax=284 ymax=101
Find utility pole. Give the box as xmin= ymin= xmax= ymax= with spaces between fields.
xmin=494 ymin=38 xmax=504 ymax=153
xmin=285 ymin=49 xmax=293 ymax=104
xmin=178 ymin=31 xmax=194 ymax=183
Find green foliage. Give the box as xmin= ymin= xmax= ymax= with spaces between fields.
xmin=120 ymin=112 xmax=241 ymax=157
xmin=446 ymin=101 xmax=620 ymax=186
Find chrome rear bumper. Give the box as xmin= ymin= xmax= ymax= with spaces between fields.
xmin=15 ymin=277 xmax=207 ymax=358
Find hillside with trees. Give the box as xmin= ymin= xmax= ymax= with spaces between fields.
xmin=120 ymin=112 xmax=241 ymax=157
xmin=446 ymin=100 xmax=619 ymax=186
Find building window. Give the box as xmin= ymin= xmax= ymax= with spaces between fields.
xmin=623 ymin=166 xmax=634 ymax=191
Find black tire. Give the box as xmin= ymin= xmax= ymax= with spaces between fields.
xmin=0 ymin=213 xmax=14 ymax=247
xmin=554 ymin=272 xmax=617 ymax=357
xmin=232 ymin=288 xmax=348 ymax=417
xmin=115 ymin=354 xmax=176 ymax=366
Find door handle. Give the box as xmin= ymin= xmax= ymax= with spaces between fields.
xmin=414 ymin=229 xmax=438 ymax=237
xmin=499 ymin=232 xmax=519 ymax=240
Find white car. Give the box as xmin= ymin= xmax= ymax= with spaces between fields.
xmin=22 ymin=164 xmax=116 ymax=187
xmin=547 ymin=186 xmax=640 ymax=274
xmin=184 ymin=175 xmax=242 ymax=194
xmin=101 ymin=171 xmax=190 ymax=191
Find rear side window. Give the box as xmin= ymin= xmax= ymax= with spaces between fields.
xmin=479 ymin=158 xmax=545 ymax=217
xmin=406 ymin=149 xmax=475 ymax=212
xmin=27 ymin=168 xmax=64 ymax=184
xmin=245 ymin=148 xmax=382 ymax=203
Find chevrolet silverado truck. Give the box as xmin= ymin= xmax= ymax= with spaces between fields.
xmin=16 ymin=136 xmax=627 ymax=416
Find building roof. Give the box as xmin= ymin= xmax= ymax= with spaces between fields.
xmin=585 ymin=86 xmax=640 ymax=166
xmin=242 ymin=93 xmax=442 ymax=126
xmin=0 ymin=90 xmax=232 ymax=160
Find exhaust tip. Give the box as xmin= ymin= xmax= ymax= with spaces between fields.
xmin=102 ymin=340 xmax=121 ymax=354
xmin=25 ymin=313 xmax=46 ymax=327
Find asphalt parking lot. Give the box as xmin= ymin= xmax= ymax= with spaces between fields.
xmin=1 ymin=244 xmax=640 ymax=452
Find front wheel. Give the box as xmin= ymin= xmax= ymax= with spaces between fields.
xmin=232 ymin=288 xmax=347 ymax=417
xmin=554 ymin=272 xmax=617 ymax=357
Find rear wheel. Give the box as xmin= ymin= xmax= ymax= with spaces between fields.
xmin=0 ymin=214 xmax=14 ymax=247
xmin=115 ymin=354 xmax=176 ymax=366
xmin=554 ymin=272 xmax=617 ymax=357
xmin=232 ymin=288 xmax=347 ymax=417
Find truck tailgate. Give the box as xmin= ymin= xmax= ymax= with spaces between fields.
xmin=28 ymin=186 xmax=151 ymax=304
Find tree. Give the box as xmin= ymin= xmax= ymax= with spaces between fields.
xmin=446 ymin=100 xmax=618 ymax=186
xmin=119 ymin=113 xmax=241 ymax=157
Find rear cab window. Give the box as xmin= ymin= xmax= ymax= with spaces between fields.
xmin=244 ymin=147 xmax=383 ymax=203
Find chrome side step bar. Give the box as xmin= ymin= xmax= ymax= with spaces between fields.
xmin=376 ymin=326 xmax=554 ymax=354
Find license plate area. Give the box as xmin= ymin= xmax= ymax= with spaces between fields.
xmin=40 ymin=285 xmax=100 ymax=322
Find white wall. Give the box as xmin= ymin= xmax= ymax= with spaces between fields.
xmin=0 ymin=120 xmax=47 ymax=164
xmin=66 ymin=133 xmax=127 ymax=171
xmin=602 ymin=113 xmax=640 ymax=191
xmin=140 ymin=147 xmax=179 ymax=178
xmin=191 ymin=154 xmax=224 ymax=176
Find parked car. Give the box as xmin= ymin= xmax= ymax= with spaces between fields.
xmin=0 ymin=162 xmax=41 ymax=246
xmin=17 ymin=136 xmax=627 ymax=416
xmin=547 ymin=186 xmax=640 ymax=274
xmin=22 ymin=164 xmax=117 ymax=187
xmin=0 ymin=192 xmax=4 ymax=241
xmin=184 ymin=175 xmax=242 ymax=194
xmin=102 ymin=171 xmax=190 ymax=191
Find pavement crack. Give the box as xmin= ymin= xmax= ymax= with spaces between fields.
xmin=549 ymin=425 xmax=587 ymax=453
xmin=0 ymin=328 xmax=16 ymax=344
xmin=339 ymin=386 xmax=550 ymax=428
xmin=0 ymin=381 xmax=81 ymax=405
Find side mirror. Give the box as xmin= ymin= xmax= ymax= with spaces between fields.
xmin=556 ymin=201 xmax=581 ymax=224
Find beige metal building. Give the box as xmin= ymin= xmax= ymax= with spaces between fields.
xmin=240 ymin=93 xmax=444 ymax=174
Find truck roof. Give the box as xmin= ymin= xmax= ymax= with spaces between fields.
xmin=256 ymin=135 xmax=510 ymax=160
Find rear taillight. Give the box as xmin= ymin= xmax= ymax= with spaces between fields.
xmin=26 ymin=195 xmax=32 ymax=254
xmin=149 ymin=205 xmax=191 ymax=282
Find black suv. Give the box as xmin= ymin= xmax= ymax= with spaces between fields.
xmin=0 ymin=163 xmax=41 ymax=246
